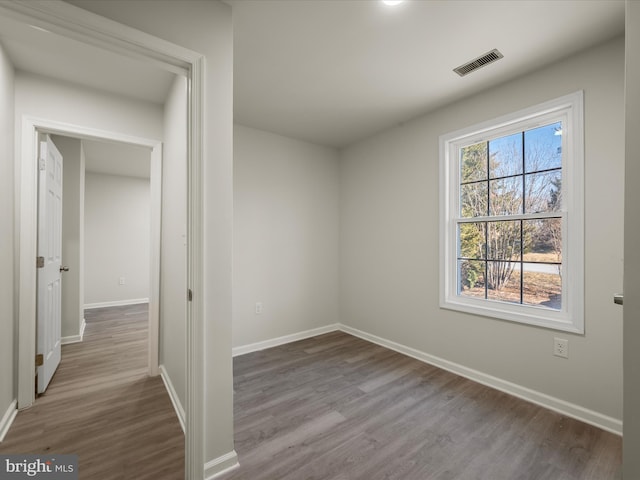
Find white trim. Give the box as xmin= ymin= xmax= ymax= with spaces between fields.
xmin=148 ymin=147 xmax=162 ymax=377
xmin=233 ymin=323 xmax=622 ymax=436
xmin=339 ymin=324 xmax=622 ymax=436
xmin=84 ymin=298 xmax=150 ymax=310
xmin=160 ymin=365 xmax=186 ymax=433
xmin=232 ymin=324 xmax=341 ymax=357
xmin=0 ymin=400 xmax=18 ymax=443
xmin=0 ymin=0 xmax=192 ymax=75
xmin=61 ymin=318 xmax=86 ymax=345
xmin=186 ymin=54 xmax=205 ymax=480
xmin=204 ymin=451 xmax=239 ymax=480
xmin=17 ymin=119 xmax=161 ymax=406
xmin=2 ymin=3 xmax=207 ymax=477
xmin=439 ymin=91 xmax=584 ymax=334
xmin=17 ymin=116 xmax=38 ymax=408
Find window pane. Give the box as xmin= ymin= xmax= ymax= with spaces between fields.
xmin=458 ymin=222 xmax=485 ymax=259
xmin=458 ymin=259 xmax=485 ymax=298
xmin=523 ymin=218 xmax=562 ymax=263
xmin=444 ymin=94 xmax=582 ymax=331
xmin=522 ymin=263 xmax=562 ymax=309
xmin=489 ymin=176 xmax=523 ymax=215
xmin=487 ymin=221 xmax=521 ymax=261
xmin=525 ymin=122 xmax=562 ymax=173
xmin=489 ymin=133 xmax=522 ymax=178
xmin=460 ymin=142 xmax=487 ymax=183
xmin=461 ymin=182 xmax=488 ymax=217
xmin=486 ymin=261 xmax=521 ymax=304
xmin=524 ymin=170 xmax=562 ymax=213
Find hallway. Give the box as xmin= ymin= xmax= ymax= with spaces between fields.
xmin=0 ymin=304 xmax=184 ymax=479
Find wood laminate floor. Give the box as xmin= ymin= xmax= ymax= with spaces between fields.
xmin=220 ymin=331 xmax=622 ymax=480
xmin=0 ymin=304 xmax=184 ymax=479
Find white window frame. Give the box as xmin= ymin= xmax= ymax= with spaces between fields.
xmin=439 ymin=91 xmax=584 ymax=333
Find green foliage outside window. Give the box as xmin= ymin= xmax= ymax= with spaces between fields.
xmin=457 ymin=123 xmax=562 ymax=307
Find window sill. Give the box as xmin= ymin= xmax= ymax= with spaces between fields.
xmin=440 ymin=296 xmax=584 ymax=334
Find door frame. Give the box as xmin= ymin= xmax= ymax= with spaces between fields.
xmin=19 ymin=118 xmax=163 ymax=410
xmin=2 ymin=1 xmax=206 ymax=478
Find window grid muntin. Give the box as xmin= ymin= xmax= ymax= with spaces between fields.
xmin=456 ymin=216 xmax=563 ymax=305
xmin=455 ymin=121 xmax=564 ymax=310
xmin=440 ymin=92 xmax=583 ymax=333
xmin=461 ymin=166 xmax=562 ymax=187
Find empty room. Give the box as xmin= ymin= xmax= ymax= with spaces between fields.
xmin=228 ymin=0 xmax=629 ymax=478
xmin=1 ymin=1 xmax=639 ymax=479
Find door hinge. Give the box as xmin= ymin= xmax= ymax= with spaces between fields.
xmin=39 ymin=142 xmax=47 ymax=171
xmin=35 ymin=354 xmax=43 ymax=367
xmin=36 ymin=256 xmax=45 ymax=268
xmin=187 ymin=289 xmax=193 ymax=302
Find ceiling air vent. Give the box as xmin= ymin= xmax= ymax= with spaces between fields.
xmin=453 ymin=49 xmax=503 ymax=77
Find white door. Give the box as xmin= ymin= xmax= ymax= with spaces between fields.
xmin=36 ymin=135 xmax=63 ymax=394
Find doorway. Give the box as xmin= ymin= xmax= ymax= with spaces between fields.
xmin=49 ymin=133 xmax=157 ymax=369
xmin=22 ymin=120 xmax=163 ymax=408
xmin=2 ymin=2 xmax=207 ymax=476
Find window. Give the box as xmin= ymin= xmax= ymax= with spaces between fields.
xmin=440 ymin=92 xmax=584 ymax=333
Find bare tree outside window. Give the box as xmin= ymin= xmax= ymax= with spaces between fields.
xmin=457 ymin=122 xmax=562 ymax=309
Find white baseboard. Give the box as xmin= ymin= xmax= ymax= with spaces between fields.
xmin=232 ymin=324 xmax=340 ymax=357
xmin=340 ymin=324 xmax=623 ymax=436
xmin=84 ymin=298 xmax=149 ymax=309
xmin=233 ymin=322 xmax=622 ymax=436
xmin=159 ymin=365 xmax=185 ymax=433
xmin=204 ymin=450 xmax=239 ymax=480
xmin=0 ymin=400 xmax=18 ymax=443
xmin=61 ymin=318 xmax=86 ymax=345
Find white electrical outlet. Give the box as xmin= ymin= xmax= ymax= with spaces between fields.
xmin=553 ymin=337 xmax=568 ymax=358
xmin=119 ymin=276 xmax=125 ymax=285
xmin=255 ymin=302 xmax=263 ymax=314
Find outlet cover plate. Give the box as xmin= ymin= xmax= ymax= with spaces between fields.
xmin=553 ymin=337 xmax=568 ymax=358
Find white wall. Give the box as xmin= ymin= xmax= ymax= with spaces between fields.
xmin=15 ymin=72 xmax=163 ymax=141
xmin=340 ymin=37 xmax=625 ymax=425
xmin=14 ymin=72 xmax=163 ymax=308
xmin=13 ymin=70 xmax=163 ymax=309
xmin=234 ymin=125 xmax=340 ymax=348
xmin=62 ymin=1 xmax=235 ymax=469
xmin=624 ymin=0 xmax=640 ymax=475
xmin=160 ymin=75 xmax=187 ymax=410
xmin=14 ymin=71 xmax=161 ymax=311
xmin=84 ymin=172 xmax=150 ymax=306
xmin=52 ymin=135 xmax=85 ymax=339
xmin=0 ymin=40 xmax=15 ymax=438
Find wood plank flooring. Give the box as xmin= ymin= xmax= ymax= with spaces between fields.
xmin=2 ymin=315 xmax=622 ymax=479
xmin=0 ymin=304 xmax=184 ymax=479
xmin=219 ymin=331 xmax=622 ymax=480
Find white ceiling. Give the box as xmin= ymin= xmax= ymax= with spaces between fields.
xmin=0 ymin=11 xmax=168 ymax=178
xmin=0 ymin=0 xmax=626 ymax=154
xmin=231 ymin=0 xmax=625 ymax=148
xmin=82 ymin=140 xmax=151 ymax=179
xmin=0 ymin=13 xmax=174 ymax=105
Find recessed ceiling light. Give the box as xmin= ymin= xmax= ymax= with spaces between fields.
xmin=382 ymin=0 xmax=404 ymax=6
